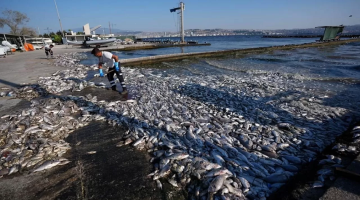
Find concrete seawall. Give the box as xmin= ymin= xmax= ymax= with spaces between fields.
xmin=118 ymin=38 xmax=360 ymax=66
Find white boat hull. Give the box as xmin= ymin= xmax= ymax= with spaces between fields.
xmin=67 ymin=38 xmax=116 ymax=46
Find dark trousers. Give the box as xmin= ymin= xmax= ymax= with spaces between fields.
xmin=107 ymin=66 xmax=126 ymax=90
xmin=45 ymin=49 xmax=53 ymax=56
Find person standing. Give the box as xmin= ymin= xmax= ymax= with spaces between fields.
xmin=91 ymin=47 xmax=127 ymax=94
xmin=44 ymin=44 xmax=54 ymax=59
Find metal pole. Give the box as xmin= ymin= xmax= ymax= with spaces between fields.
xmin=112 ymin=24 xmax=116 ymax=35
xmin=54 ymin=0 xmax=64 ymax=37
xmin=180 ymin=2 xmax=184 ymax=43
xmin=18 ymin=37 xmax=25 ymax=51
xmin=109 ymin=22 xmax=111 ymax=35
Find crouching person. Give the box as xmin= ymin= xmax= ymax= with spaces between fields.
xmin=44 ymin=44 xmax=54 ymax=59
xmin=91 ymin=47 xmax=127 ymax=94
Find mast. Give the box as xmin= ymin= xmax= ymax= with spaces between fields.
xmin=180 ymin=2 xmax=185 ymax=43
xmin=109 ymin=22 xmax=112 ymax=35
xmin=54 ymin=0 xmax=64 ymax=37
xmin=170 ymin=2 xmax=185 ymax=43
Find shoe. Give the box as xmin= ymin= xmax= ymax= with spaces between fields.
xmin=111 ymin=86 xmax=117 ymax=91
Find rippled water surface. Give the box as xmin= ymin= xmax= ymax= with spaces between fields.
xmin=81 ymin=37 xmax=360 ymax=113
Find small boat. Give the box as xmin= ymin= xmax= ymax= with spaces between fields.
xmin=66 ymin=40 xmax=83 ymax=46
xmin=86 ymin=38 xmax=116 ymax=45
xmin=67 ymin=38 xmax=116 ymax=46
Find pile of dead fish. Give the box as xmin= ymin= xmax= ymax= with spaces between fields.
xmin=1 ymin=52 xmax=358 ymax=200
xmin=332 ymin=125 xmax=359 ymax=155
xmin=0 ymin=85 xmax=48 ymax=100
xmin=0 ymin=89 xmax=15 ymax=98
xmin=107 ymin=68 xmax=354 ymax=199
xmin=39 ymin=54 xmax=90 ymax=93
xmin=312 ymin=155 xmax=343 ymax=188
xmin=0 ymin=98 xmax=81 ymax=177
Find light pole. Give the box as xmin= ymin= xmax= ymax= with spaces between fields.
xmin=45 ymin=27 xmax=52 ymax=34
xmin=54 ymin=0 xmax=64 ymax=38
xmin=112 ymin=24 xmax=116 ymax=34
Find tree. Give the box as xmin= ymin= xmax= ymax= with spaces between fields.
xmin=76 ymin=32 xmax=84 ymax=35
xmin=53 ymin=35 xmax=62 ymax=43
xmin=56 ymin=30 xmax=62 ymax=35
xmin=20 ymin=27 xmax=37 ymax=36
xmin=49 ymin=32 xmax=55 ymax=36
xmin=39 ymin=34 xmax=43 ymax=37
xmin=0 ymin=9 xmax=29 ymax=35
xmin=43 ymin=33 xmax=50 ymax=38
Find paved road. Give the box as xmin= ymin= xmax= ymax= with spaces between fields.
xmin=0 ymin=46 xmax=85 ymax=113
xmin=0 ymin=46 xmax=87 ymax=89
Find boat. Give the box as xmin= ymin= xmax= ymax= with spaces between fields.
xmin=86 ymin=38 xmax=116 ymax=45
xmin=67 ymin=38 xmax=116 ymax=47
xmin=30 ymin=41 xmax=45 ymax=50
xmin=66 ymin=40 xmax=83 ymax=46
xmin=26 ymin=38 xmax=54 ymax=46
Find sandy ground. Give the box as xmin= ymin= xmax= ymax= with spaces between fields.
xmin=0 ymin=46 xmax=185 ymax=200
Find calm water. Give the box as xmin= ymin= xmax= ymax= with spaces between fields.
xmin=81 ymin=35 xmax=315 ymax=62
xmin=81 ymin=36 xmax=360 ymax=113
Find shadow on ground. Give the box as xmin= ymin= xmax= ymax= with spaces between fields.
xmin=55 ymin=122 xmax=168 ymax=200
xmin=0 ymin=121 xmax=184 ymax=200
xmin=0 ymin=81 xmax=184 ymax=200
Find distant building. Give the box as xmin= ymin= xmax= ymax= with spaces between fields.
xmin=83 ymin=23 xmax=90 ymax=35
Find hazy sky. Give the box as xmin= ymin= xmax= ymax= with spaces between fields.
xmin=0 ymin=0 xmax=359 ymax=34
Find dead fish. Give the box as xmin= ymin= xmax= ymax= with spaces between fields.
xmin=116 ymin=141 xmax=125 ymax=147
xmin=156 ymin=180 xmax=162 ymax=190
xmin=208 ymin=175 xmax=228 ymax=193
xmin=167 ymin=174 xmax=178 ymax=187
xmin=312 ymin=181 xmax=324 ymax=188
xmin=153 ymin=163 xmax=171 ymax=180
xmin=167 ymin=153 xmax=189 ymax=160
xmin=282 ymin=155 xmax=302 ymax=164
xmin=87 ymin=151 xmax=96 ymax=154
xmin=133 ymin=136 xmax=146 ymax=147
xmin=33 ymin=160 xmax=61 ymax=172
xmin=281 ymin=164 xmax=299 ymax=172
xmin=317 ymin=168 xmax=333 ymax=175
xmin=8 ymin=165 xmax=20 ymax=175
xmin=239 ymin=177 xmax=251 ymax=189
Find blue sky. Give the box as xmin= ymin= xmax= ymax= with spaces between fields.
xmin=0 ymin=0 xmax=359 ymax=34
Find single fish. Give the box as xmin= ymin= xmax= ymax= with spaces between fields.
xmin=33 ymin=160 xmax=61 ymax=172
